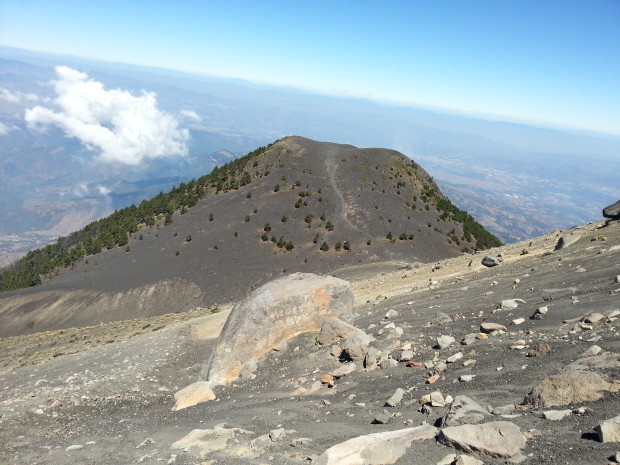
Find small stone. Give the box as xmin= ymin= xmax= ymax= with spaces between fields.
xmin=447 ymin=352 xmax=464 ymax=363
xmin=380 ymin=359 xmax=399 ymax=369
xmin=430 ymin=391 xmax=446 ymax=407
xmin=66 ymin=445 xmax=84 ymax=451
xmin=475 ymin=333 xmax=488 ymax=340
xmin=407 ymin=361 xmax=423 ymax=368
xmin=480 ymin=322 xmax=506 ymax=333
xmin=498 ymin=299 xmax=525 ymax=310
xmin=437 ymin=335 xmax=456 ymax=349
xmin=373 ymin=410 xmax=392 ymax=424
xmin=385 ymin=388 xmax=405 ymax=407
xmin=463 ymin=359 xmax=477 ymax=366
xmin=385 ymin=309 xmax=399 ymax=319
xmin=481 ymin=256 xmax=501 ymax=267
xmin=461 ymin=333 xmax=478 ymax=345
xmin=431 ymin=312 xmax=453 ymax=325
xmin=331 ymin=363 xmax=356 ymax=378
xmin=459 ymin=375 xmax=474 ymax=383
xmin=542 ymin=410 xmax=572 ymax=421
xmin=330 ymin=345 xmax=342 ymax=357
xmin=321 ymin=374 xmax=335 ymax=385
xmin=492 ymin=404 xmax=514 ymax=415
xmin=582 ymin=345 xmax=602 ymax=357
xmin=269 ymin=427 xmax=286 ymax=441
xmin=398 ymin=350 xmax=415 ymax=362
xmin=512 ymin=318 xmax=525 ymax=325
xmin=427 ymin=374 xmax=440 ymax=384
xmin=536 ymin=306 xmax=548 ymax=314
xmin=527 ymin=343 xmax=551 ymax=357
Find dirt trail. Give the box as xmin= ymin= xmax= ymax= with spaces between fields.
xmin=324 ymin=145 xmax=398 ymax=261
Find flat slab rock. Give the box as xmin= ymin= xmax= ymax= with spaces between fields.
xmin=438 ymin=421 xmax=526 ymax=458
xmin=315 ymin=424 xmax=438 ymax=465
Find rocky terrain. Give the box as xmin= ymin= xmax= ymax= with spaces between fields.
xmin=1 ymin=217 xmax=619 ymax=464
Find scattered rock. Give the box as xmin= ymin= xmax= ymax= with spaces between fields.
xmin=315 ymin=424 xmax=438 ymax=465
xmin=431 ymin=312 xmax=452 ymax=325
xmin=173 ymin=381 xmax=216 ymax=411
xmin=199 ymin=273 xmax=354 ymax=385
xmin=170 ymin=426 xmax=254 ymax=456
xmin=330 ymin=363 xmax=356 ymax=378
xmin=541 ymin=287 xmax=577 ymax=301
xmin=385 ymin=309 xmax=399 ymax=319
xmin=584 ymin=312 xmax=606 ymax=324
xmin=442 ymin=395 xmax=490 ymax=427
xmin=596 ymin=414 xmax=620 ymax=443
xmin=542 ymin=409 xmax=572 ymax=421
xmin=527 ymin=343 xmax=551 ymax=357
xmin=438 ymin=421 xmax=526 ymax=458
xmin=66 ymin=444 xmax=84 ymax=451
xmin=554 ymin=233 xmax=582 ymax=250
xmin=498 ymin=299 xmax=526 ymax=311
xmin=480 ymin=322 xmax=506 ymax=334
xmin=582 ymin=345 xmax=602 ymax=357
xmin=385 ymin=388 xmax=405 ymax=407
xmin=437 ymin=335 xmax=456 ymax=349
xmin=373 ymin=410 xmax=392 ymax=424
xmin=342 ymin=331 xmax=373 ymax=361
xmin=481 ymin=257 xmax=501 ymax=267
xmin=461 ymin=334 xmax=477 ymax=345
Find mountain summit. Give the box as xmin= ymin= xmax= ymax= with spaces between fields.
xmin=0 ymin=136 xmax=500 ymax=336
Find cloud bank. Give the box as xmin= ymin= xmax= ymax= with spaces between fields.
xmin=25 ymin=66 xmax=189 ymax=166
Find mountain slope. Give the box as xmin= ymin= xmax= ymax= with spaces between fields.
xmin=0 ymin=136 xmax=500 ymax=336
xmin=1 ymin=219 xmax=619 ymax=464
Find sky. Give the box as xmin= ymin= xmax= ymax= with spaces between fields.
xmin=1 ymin=0 xmax=619 ymax=135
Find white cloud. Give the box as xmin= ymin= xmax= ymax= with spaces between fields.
xmin=73 ymin=182 xmax=90 ymax=197
xmin=0 ymin=87 xmax=39 ymax=104
xmin=0 ymin=122 xmax=15 ymax=135
xmin=180 ymin=109 xmax=201 ymax=121
xmin=97 ymin=185 xmax=111 ymax=195
xmin=25 ymin=66 xmax=190 ymax=166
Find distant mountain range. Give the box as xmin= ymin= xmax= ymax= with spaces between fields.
xmin=0 ymin=137 xmax=502 ymax=336
xmin=1 ymin=45 xmax=619 ymax=266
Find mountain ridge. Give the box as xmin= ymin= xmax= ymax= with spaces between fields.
xmin=0 ymin=136 xmax=500 ymax=337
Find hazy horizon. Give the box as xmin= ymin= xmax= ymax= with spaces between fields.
xmin=1 ymin=1 xmax=619 ymax=135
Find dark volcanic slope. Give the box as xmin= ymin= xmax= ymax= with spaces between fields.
xmin=0 ymin=136 xmax=497 ymax=336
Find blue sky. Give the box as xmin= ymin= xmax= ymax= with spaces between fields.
xmin=1 ymin=0 xmax=619 ymax=134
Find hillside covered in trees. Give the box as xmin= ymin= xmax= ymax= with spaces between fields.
xmin=0 ymin=137 xmax=501 ymax=293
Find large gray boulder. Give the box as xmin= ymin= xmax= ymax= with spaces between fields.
xmin=199 ymin=272 xmax=354 ymax=385
xmin=438 ymin=421 xmax=526 ymax=458
xmin=523 ymin=368 xmax=619 ymax=408
xmin=603 ymin=200 xmax=620 ymax=219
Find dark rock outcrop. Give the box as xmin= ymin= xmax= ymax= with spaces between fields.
xmin=603 ymin=200 xmax=620 ymax=219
